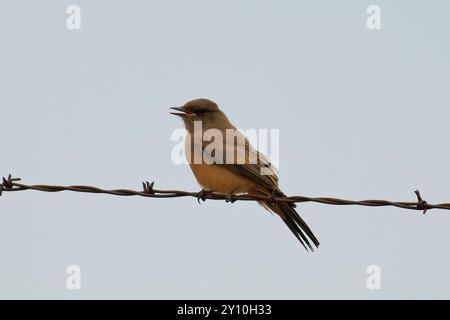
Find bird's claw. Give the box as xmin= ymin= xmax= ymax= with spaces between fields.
xmin=225 ymin=194 xmax=236 ymax=204
xmin=197 ymin=189 xmax=208 ymax=204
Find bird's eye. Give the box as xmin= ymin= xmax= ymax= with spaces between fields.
xmin=194 ymin=108 xmax=207 ymax=115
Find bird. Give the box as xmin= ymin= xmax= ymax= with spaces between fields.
xmin=170 ymin=98 xmax=320 ymax=251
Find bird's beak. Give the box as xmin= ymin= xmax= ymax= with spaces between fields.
xmin=169 ymin=107 xmax=193 ymax=117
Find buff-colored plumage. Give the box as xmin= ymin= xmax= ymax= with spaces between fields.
xmin=171 ymin=98 xmax=319 ymax=251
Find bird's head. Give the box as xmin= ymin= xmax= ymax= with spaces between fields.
xmin=170 ymin=98 xmax=225 ymax=131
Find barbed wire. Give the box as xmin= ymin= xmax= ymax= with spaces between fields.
xmin=1 ymin=174 xmax=450 ymax=214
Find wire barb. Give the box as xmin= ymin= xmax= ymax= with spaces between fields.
xmin=142 ymin=181 xmax=155 ymax=195
xmin=0 ymin=174 xmax=21 ymax=196
xmin=414 ymin=190 xmax=429 ymax=214
xmin=1 ymin=174 xmax=450 ymax=214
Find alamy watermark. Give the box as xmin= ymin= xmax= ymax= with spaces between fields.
xmin=66 ymin=5 xmax=81 ymax=30
xmin=171 ymin=121 xmax=280 ymax=176
xmin=366 ymin=5 xmax=381 ymax=30
xmin=66 ymin=265 xmax=81 ymax=290
xmin=366 ymin=265 xmax=382 ymax=290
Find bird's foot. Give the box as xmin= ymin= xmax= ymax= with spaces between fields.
xmin=197 ymin=189 xmax=209 ymax=204
xmin=225 ymin=194 xmax=236 ymax=204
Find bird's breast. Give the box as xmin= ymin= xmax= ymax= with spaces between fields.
xmin=184 ymin=128 xmax=257 ymax=194
xmin=189 ymin=163 xmax=256 ymax=195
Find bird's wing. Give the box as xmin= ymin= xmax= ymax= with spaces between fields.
xmin=210 ymin=129 xmax=318 ymax=250
xmin=221 ymin=132 xmax=319 ymax=250
xmin=221 ymin=131 xmax=280 ymax=193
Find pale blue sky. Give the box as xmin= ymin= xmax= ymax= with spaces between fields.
xmin=0 ymin=0 xmax=449 ymax=299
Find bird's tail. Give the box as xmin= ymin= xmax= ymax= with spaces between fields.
xmin=258 ymin=200 xmax=320 ymax=252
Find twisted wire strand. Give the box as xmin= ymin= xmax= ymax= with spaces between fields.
xmin=1 ymin=174 xmax=450 ymax=214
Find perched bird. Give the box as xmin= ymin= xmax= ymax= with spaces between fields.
xmin=170 ymin=98 xmax=320 ymax=251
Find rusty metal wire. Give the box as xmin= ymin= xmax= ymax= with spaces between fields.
xmin=1 ymin=174 xmax=450 ymax=214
